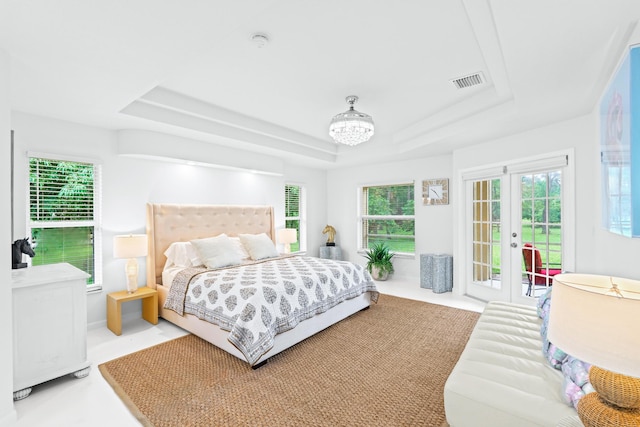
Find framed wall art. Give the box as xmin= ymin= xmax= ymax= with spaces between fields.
xmin=600 ymin=45 xmax=640 ymax=237
xmin=422 ymin=178 xmax=449 ymax=205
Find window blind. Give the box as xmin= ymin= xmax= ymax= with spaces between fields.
xmin=285 ymin=184 xmax=303 ymax=252
xmin=285 ymin=185 xmax=300 ymax=218
xmin=29 ymin=156 xmax=100 ymax=287
xmin=30 ymin=158 xmax=95 ymax=222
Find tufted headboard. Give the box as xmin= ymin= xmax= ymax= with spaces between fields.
xmin=145 ymin=203 xmax=275 ymax=288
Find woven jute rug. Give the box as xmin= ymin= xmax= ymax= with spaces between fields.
xmin=99 ymin=295 xmax=479 ymax=427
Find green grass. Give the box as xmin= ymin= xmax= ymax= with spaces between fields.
xmin=490 ymin=223 xmax=562 ymax=273
xmin=368 ymin=237 xmax=415 ymax=253
xmin=31 ymin=227 xmax=94 ymax=284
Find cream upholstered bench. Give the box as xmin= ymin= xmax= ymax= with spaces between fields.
xmin=444 ymin=301 xmax=580 ymax=427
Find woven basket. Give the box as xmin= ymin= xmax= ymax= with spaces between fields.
xmin=589 ymin=366 xmax=640 ymax=409
xmin=578 ymin=393 xmax=640 ymax=427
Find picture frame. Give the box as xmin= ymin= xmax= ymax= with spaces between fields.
xmin=422 ymin=178 xmax=449 ymax=205
xmin=599 ymin=45 xmax=640 ymax=237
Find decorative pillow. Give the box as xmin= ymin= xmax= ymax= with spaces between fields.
xmin=229 ymin=237 xmax=251 ymax=260
xmin=164 ymin=241 xmax=203 ymax=268
xmin=537 ymin=287 xmax=552 ymax=319
xmin=190 ymin=234 xmax=243 ymax=269
xmin=239 ymin=233 xmax=279 ymax=260
xmin=561 ymin=357 xmax=594 ymax=408
xmin=546 ymin=343 xmax=568 ymax=369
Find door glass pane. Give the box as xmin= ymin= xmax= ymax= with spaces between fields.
xmin=472 ymin=179 xmax=501 ymax=289
xmin=521 ymin=170 xmax=563 ymax=298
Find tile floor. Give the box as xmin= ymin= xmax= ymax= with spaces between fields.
xmin=13 ymin=279 xmax=486 ymax=427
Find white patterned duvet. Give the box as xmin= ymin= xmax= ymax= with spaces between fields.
xmin=164 ymin=255 xmax=378 ymax=365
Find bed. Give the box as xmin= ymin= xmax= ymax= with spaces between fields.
xmin=145 ymin=203 xmax=378 ymax=367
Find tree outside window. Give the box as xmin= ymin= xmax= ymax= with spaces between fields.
xmin=361 ymin=183 xmax=415 ymax=254
xmin=29 ymin=156 xmax=101 ymax=288
xmin=285 ymin=184 xmax=303 ymax=252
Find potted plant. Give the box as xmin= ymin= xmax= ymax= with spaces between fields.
xmin=364 ymin=242 xmax=395 ymax=281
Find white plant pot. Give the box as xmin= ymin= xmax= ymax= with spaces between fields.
xmin=371 ymin=266 xmax=389 ymax=281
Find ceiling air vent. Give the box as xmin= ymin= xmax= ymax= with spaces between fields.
xmin=451 ymin=72 xmax=484 ymax=89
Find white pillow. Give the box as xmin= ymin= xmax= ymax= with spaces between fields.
xmin=229 ymin=237 xmax=251 ymax=260
xmin=164 ymin=242 xmax=203 ymax=268
xmin=239 ymin=233 xmax=279 ymax=260
xmin=190 ymin=234 xmax=243 ymax=269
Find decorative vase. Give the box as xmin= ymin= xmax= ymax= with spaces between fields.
xmin=371 ymin=266 xmax=389 ymax=281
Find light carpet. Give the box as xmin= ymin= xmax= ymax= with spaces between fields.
xmin=99 ymin=295 xmax=479 ymax=426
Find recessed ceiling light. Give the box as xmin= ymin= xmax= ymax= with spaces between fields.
xmin=250 ymin=33 xmax=269 ymax=48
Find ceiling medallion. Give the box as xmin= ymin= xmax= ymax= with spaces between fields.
xmin=329 ymin=95 xmax=375 ymax=146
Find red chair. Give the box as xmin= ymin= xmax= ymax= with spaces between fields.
xmin=522 ymin=243 xmax=562 ymax=296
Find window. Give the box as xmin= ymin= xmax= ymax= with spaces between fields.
xmin=29 ymin=155 xmax=102 ymax=290
xmin=360 ymin=183 xmax=415 ymax=255
xmin=285 ymin=184 xmax=305 ymax=252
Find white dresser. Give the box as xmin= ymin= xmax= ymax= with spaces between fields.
xmin=11 ymin=263 xmax=91 ymax=400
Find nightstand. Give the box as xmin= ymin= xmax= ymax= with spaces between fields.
xmin=319 ymin=246 xmax=342 ymax=260
xmin=107 ymin=287 xmax=158 ymax=335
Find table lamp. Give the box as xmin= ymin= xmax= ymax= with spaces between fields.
xmin=113 ymin=234 xmax=148 ymax=293
xmin=277 ymin=228 xmax=297 ymax=254
xmin=547 ymin=273 xmax=640 ymax=426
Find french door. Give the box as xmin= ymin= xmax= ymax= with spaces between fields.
xmin=464 ymin=154 xmax=574 ymax=304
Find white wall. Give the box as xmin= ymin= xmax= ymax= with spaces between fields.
xmin=326 ymin=155 xmax=453 ymax=279
xmin=0 ymin=49 xmax=17 ymax=427
xmin=11 ymin=112 xmax=328 ymax=327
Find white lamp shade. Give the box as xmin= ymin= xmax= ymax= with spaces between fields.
xmin=113 ymin=234 xmax=148 ymax=259
xmin=277 ymin=228 xmax=297 ymax=244
xmin=547 ymin=273 xmax=640 ymax=378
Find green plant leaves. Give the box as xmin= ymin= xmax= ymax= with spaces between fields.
xmin=364 ymin=242 xmax=394 ymax=274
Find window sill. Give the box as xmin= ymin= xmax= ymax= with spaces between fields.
xmin=356 ymin=250 xmax=415 ymax=260
xmin=87 ymin=284 xmax=102 ymax=294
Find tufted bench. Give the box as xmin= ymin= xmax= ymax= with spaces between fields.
xmin=444 ymin=301 xmax=580 ymax=427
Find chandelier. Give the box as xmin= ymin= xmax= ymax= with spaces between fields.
xmin=329 ymin=95 xmax=375 ymax=146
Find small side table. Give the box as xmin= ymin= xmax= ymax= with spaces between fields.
xmin=319 ymin=245 xmax=342 ymax=260
xmin=107 ymin=287 xmax=158 ymax=335
xmin=420 ymin=253 xmax=453 ymax=293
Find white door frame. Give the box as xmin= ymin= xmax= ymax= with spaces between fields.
xmin=455 ymin=150 xmax=576 ymax=304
